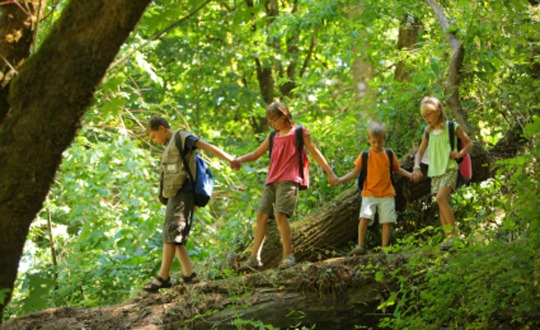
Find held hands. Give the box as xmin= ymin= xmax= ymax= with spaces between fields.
xmin=411 ymin=167 xmax=423 ymax=182
xmin=328 ymin=173 xmax=340 ymax=186
xmin=229 ymin=159 xmax=242 ymax=170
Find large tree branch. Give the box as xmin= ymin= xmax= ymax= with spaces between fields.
xmin=0 ymin=0 xmax=44 ymax=120
xmin=425 ymin=0 xmax=472 ymax=135
xmin=0 ymin=0 xmax=151 ymax=318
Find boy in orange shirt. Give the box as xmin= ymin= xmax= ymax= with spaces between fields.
xmin=336 ymin=122 xmax=412 ymax=254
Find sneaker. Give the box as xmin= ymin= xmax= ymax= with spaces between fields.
xmin=350 ymin=245 xmax=367 ymax=256
xmin=278 ymin=255 xmax=296 ymax=270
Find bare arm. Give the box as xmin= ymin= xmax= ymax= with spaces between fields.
xmin=195 ymin=139 xmax=235 ymax=163
xmin=396 ymin=166 xmax=413 ymax=180
xmin=450 ymin=126 xmax=473 ymax=160
xmin=303 ymin=134 xmax=339 ymax=185
xmin=337 ymin=166 xmax=361 ymax=185
xmin=231 ymin=137 xmax=270 ymax=169
xmin=412 ymin=133 xmax=428 ymax=182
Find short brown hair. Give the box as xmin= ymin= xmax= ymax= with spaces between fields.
xmin=147 ymin=116 xmax=170 ymax=132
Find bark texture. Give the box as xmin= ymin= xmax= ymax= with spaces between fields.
xmin=2 ymin=254 xmax=398 ymax=329
xmin=0 ymin=0 xmax=44 ymax=119
xmin=395 ymin=14 xmax=421 ymax=82
xmin=0 ymin=0 xmax=151 ymax=318
xmin=425 ymin=0 xmax=471 ymax=135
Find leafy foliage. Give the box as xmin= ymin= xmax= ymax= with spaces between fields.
xmin=4 ymin=0 xmax=540 ymax=328
xmin=380 ymin=117 xmax=540 ymax=329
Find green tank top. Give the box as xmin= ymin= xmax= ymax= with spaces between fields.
xmin=427 ymin=122 xmax=458 ymax=177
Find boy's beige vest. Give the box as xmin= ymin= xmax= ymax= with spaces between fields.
xmin=161 ymin=131 xmax=196 ymax=198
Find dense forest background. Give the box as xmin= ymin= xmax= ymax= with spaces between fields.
xmin=1 ymin=0 xmax=539 ymax=328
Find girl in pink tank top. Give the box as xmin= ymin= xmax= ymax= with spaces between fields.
xmin=232 ymin=101 xmax=338 ymax=270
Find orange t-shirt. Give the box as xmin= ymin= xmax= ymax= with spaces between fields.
xmin=353 ymin=148 xmax=400 ymax=197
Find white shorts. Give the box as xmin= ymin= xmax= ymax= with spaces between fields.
xmin=359 ymin=196 xmax=397 ymax=226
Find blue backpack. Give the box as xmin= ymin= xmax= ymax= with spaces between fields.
xmin=175 ymin=131 xmax=214 ymax=207
xmin=356 ymin=148 xmax=394 ymax=201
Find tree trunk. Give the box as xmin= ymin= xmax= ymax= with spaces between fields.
xmin=0 ymin=0 xmax=44 ymax=119
xmin=395 ymin=14 xmax=421 ymax=82
xmin=0 ymin=0 xmax=151 ymax=319
xmin=425 ymin=0 xmax=472 ymax=135
xmin=1 ymin=255 xmax=396 ymax=329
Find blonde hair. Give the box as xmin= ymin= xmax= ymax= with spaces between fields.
xmin=420 ymin=96 xmax=447 ymax=131
xmin=367 ymin=121 xmax=386 ymax=139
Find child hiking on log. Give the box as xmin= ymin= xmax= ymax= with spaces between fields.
xmin=335 ymin=122 xmax=412 ymax=255
xmin=231 ymin=101 xmax=338 ymax=270
xmin=143 ymin=116 xmax=236 ymax=293
xmin=411 ymin=96 xmax=473 ymax=251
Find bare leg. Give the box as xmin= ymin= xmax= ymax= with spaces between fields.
xmin=175 ymin=245 xmax=195 ymax=277
xmin=358 ymin=218 xmax=369 ymax=246
xmin=381 ymin=223 xmax=392 ymax=247
xmin=275 ymin=212 xmax=292 ymax=257
xmin=252 ymin=212 xmax=270 ymax=259
xmin=144 ymin=242 xmax=176 ymax=288
xmin=435 ymin=186 xmax=457 ymax=237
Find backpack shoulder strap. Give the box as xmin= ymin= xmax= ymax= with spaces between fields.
xmin=385 ymin=148 xmax=394 ymax=173
xmin=362 ymin=149 xmax=369 ymax=171
xmin=268 ymin=130 xmax=277 ymax=158
xmin=295 ymin=125 xmax=304 ymax=149
xmin=358 ymin=149 xmax=369 ymax=188
xmin=448 ymin=120 xmax=456 ymax=151
xmin=175 ymin=130 xmax=195 ymax=183
xmin=295 ymin=126 xmax=305 ymax=181
xmin=385 ymin=148 xmax=395 ymax=184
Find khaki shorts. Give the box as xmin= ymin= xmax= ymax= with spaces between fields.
xmin=431 ymin=167 xmax=458 ymax=195
xmin=359 ymin=196 xmax=397 ymax=226
xmin=163 ymin=190 xmax=194 ymax=245
xmin=258 ymin=181 xmax=299 ymax=218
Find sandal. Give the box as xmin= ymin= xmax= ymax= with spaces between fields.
xmin=143 ymin=275 xmax=172 ymax=293
xmin=278 ymin=255 xmax=296 ymax=270
xmin=179 ymin=272 xmax=200 ymax=285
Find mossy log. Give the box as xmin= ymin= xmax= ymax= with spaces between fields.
xmin=2 ymin=254 xmax=401 ymax=330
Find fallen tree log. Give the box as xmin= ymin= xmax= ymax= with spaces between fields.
xmin=2 ymin=254 xmax=401 ymax=330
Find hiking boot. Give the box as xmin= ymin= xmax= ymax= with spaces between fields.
xmin=278 ymin=255 xmax=296 ymax=270
xmin=350 ymin=245 xmax=367 ymax=256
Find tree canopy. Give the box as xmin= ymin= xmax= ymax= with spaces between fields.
xmin=1 ymin=0 xmax=539 ymax=328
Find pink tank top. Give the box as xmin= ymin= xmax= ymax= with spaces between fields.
xmin=266 ymin=126 xmax=308 ymax=185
